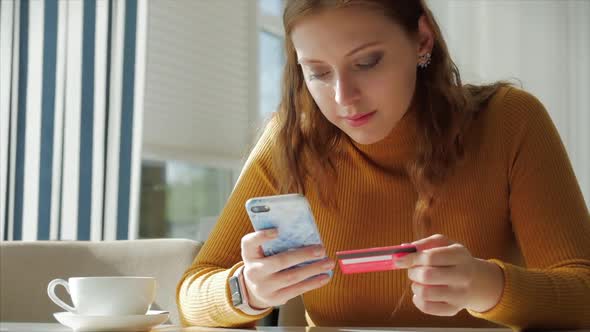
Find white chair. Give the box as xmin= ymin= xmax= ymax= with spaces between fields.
xmin=0 ymin=239 xmax=202 ymax=324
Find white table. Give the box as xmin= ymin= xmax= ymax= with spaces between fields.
xmin=0 ymin=323 xmax=552 ymax=332
xmin=2 ymin=323 xmax=590 ymax=332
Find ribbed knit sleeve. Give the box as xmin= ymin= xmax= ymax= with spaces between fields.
xmin=468 ymin=89 xmax=590 ymax=329
xmin=176 ymin=117 xmax=279 ymax=327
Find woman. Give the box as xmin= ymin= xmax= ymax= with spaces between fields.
xmin=177 ymin=0 xmax=590 ymax=329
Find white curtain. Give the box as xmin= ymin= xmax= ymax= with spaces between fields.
xmin=141 ymin=0 xmax=257 ymax=169
xmin=429 ymin=0 xmax=590 ymax=206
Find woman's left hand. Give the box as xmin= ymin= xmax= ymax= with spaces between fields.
xmin=394 ymin=234 xmax=505 ymax=316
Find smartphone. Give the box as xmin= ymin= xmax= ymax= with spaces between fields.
xmin=245 ymin=193 xmax=332 ymax=277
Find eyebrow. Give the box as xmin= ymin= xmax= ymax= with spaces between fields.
xmin=297 ymin=40 xmax=383 ymax=65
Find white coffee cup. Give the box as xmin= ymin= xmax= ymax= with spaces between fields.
xmin=47 ymin=276 xmax=157 ymax=316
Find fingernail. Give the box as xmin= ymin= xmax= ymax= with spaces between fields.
xmin=320 ymin=276 xmax=331 ymax=284
xmin=323 ymin=261 xmax=335 ymax=269
xmin=265 ymin=229 xmax=278 ymax=237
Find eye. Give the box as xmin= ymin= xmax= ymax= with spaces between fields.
xmin=356 ymin=53 xmax=383 ymax=70
xmin=308 ymin=71 xmax=330 ymax=81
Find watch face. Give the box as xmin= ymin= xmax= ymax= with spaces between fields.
xmin=229 ymin=276 xmax=243 ymax=306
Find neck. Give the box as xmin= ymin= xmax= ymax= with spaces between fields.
xmin=348 ymin=106 xmax=419 ymax=172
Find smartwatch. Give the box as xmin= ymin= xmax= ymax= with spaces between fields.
xmin=228 ymin=266 xmax=269 ymax=315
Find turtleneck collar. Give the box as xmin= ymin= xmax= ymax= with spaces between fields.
xmin=347 ymin=106 xmax=419 ymax=171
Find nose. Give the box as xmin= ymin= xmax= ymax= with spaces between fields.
xmin=334 ymin=75 xmax=361 ymax=107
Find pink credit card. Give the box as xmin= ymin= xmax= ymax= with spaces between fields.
xmin=336 ymin=244 xmax=417 ymax=274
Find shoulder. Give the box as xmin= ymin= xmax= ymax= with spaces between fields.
xmin=477 ymin=86 xmax=558 ymax=148
xmin=239 ymin=113 xmax=281 ymax=179
xmin=247 ymin=113 xmax=281 ymax=160
xmin=477 ymin=86 xmax=566 ymax=173
xmin=484 ymin=86 xmax=552 ymax=133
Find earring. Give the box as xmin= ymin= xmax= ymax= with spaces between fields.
xmin=418 ymin=52 xmax=432 ymax=69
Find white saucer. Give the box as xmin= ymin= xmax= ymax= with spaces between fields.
xmin=53 ymin=310 xmax=169 ymax=332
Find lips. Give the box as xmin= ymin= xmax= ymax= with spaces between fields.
xmin=342 ymin=111 xmax=376 ymax=127
xmin=344 ymin=112 xmax=374 ymax=121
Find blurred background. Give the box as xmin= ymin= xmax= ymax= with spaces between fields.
xmin=1 ymin=0 xmax=589 ymax=243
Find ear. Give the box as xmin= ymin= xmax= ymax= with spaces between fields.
xmin=416 ymin=15 xmax=434 ymax=56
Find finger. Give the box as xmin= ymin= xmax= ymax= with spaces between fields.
xmin=411 ymin=234 xmax=453 ymax=251
xmin=408 ymin=266 xmax=469 ymax=286
xmin=400 ymin=243 xmax=469 ymax=267
xmin=264 ymin=245 xmax=326 ymax=274
xmin=412 ymin=294 xmax=461 ymax=317
xmin=241 ymin=229 xmax=278 ymax=261
xmin=273 ymin=273 xmax=331 ymax=305
xmin=411 ymin=282 xmax=467 ymax=306
xmin=273 ymin=258 xmax=335 ymax=289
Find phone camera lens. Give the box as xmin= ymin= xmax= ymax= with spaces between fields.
xmin=251 ymin=205 xmax=270 ymax=213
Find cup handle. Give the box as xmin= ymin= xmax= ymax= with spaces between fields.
xmin=47 ymin=279 xmax=76 ymax=313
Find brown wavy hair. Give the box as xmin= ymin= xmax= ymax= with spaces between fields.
xmin=273 ymin=0 xmax=510 ymax=239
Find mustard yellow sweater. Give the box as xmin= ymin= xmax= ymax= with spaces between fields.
xmin=176 ymin=87 xmax=590 ymax=329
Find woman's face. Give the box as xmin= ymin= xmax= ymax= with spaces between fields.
xmin=291 ymin=6 xmax=432 ymax=145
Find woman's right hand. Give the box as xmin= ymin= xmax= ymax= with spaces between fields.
xmin=240 ymin=228 xmax=335 ymax=309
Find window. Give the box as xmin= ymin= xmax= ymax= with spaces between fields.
xmin=258 ymin=0 xmax=285 ymax=120
xmin=138 ymin=160 xmax=234 ymax=241
xmin=259 ymin=31 xmax=284 ymax=118
xmin=259 ymin=0 xmax=283 ymax=17
xmin=138 ymin=0 xmax=286 ymax=244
